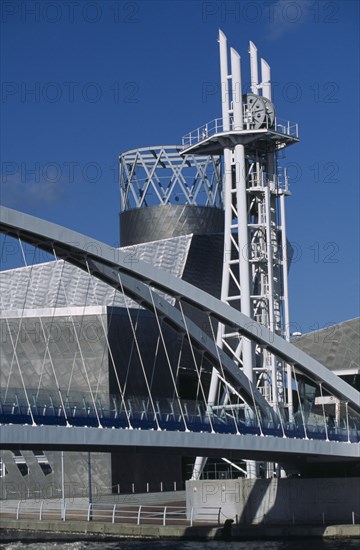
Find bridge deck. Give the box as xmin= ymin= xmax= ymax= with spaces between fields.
xmin=1 ymin=424 xmax=359 ymax=462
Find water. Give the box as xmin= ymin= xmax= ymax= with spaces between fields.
xmin=0 ymin=540 xmax=359 ymax=550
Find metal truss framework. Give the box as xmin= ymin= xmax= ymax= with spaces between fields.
xmin=182 ymin=33 xmax=299 ymax=416
xmin=183 ymin=33 xmax=300 ymax=477
xmin=1 ymin=205 xmax=359 ymax=418
xmin=119 ymin=146 xmax=222 ymax=211
xmin=0 ymin=206 xmax=359 ymax=465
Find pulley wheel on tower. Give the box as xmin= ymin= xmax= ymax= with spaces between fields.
xmin=243 ymin=94 xmax=267 ymax=129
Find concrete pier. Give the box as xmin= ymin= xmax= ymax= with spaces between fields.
xmin=1 ymin=518 xmax=360 ymax=542
xmin=186 ymin=477 xmax=360 ymax=526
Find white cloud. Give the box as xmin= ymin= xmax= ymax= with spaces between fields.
xmin=266 ymin=0 xmax=311 ymax=41
xmin=0 ymin=172 xmax=64 ymax=208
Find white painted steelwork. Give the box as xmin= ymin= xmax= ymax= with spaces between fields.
xmin=1 ymin=424 xmax=359 ymax=461
xmin=182 ymin=116 xmax=298 ymax=148
xmin=119 ymin=146 xmax=222 ymax=211
xmin=1 ymin=206 xmax=358 ymax=414
xmin=182 ymin=32 xmax=300 ymax=478
xmin=249 ymin=41 xmax=259 ymax=95
xmin=0 ymin=206 xmax=359 ymax=475
xmin=1 ymin=206 xmax=358 ymax=411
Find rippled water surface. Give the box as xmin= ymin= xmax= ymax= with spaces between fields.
xmin=1 ymin=540 xmax=360 ymax=550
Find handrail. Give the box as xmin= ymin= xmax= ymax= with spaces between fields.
xmin=1 ymin=392 xmax=359 ymax=444
xmin=0 ymin=409 xmax=357 ymax=443
xmin=182 ymin=111 xmax=299 ymax=147
xmin=8 ymin=501 xmax=199 ymax=526
xmin=5 ymin=500 xmax=359 ymax=526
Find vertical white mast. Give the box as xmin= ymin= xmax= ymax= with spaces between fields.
xmin=218 ymin=29 xmax=232 ymax=313
xmin=231 ymin=46 xmax=254 ymax=382
xmin=261 ymin=58 xmax=271 ymax=100
xmin=219 ymin=30 xmax=230 ymax=131
xmin=249 ymin=41 xmax=259 ymax=95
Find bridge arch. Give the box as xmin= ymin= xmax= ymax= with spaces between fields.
xmin=0 ymin=205 xmax=359 ymax=416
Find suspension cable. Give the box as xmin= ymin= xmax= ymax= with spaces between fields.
xmin=268 ymin=352 xmax=286 ymax=438
xmin=4 ymin=317 xmax=36 ymax=426
xmin=149 ymin=287 xmax=188 ymax=431
xmin=208 ymin=315 xmax=239 ymax=434
xmin=117 ymin=271 xmax=160 ymax=430
xmin=35 ymin=259 xmax=66 ymax=401
xmin=122 ymin=304 xmax=140 ymax=396
xmin=173 ymin=334 xmax=184 ymax=402
xmin=4 ymin=238 xmax=37 ymax=425
xmin=85 ymin=259 xmax=131 ymax=429
xmin=319 ymin=383 xmax=329 ymax=441
xmin=247 ymin=374 xmax=265 ymax=437
xmin=291 ymin=365 xmax=308 ymax=440
xmin=149 ymin=333 xmax=161 ymax=391
xmin=54 ymin=250 xmax=102 ymax=428
xmin=178 ymin=301 xmax=214 ymax=433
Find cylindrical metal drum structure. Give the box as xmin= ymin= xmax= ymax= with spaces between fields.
xmin=120 ymin=204 xmax=224 ymax=247
xmin=119 ymin=145 xmax=223 ymax=246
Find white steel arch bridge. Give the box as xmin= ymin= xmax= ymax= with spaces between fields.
xmin=0 ymin=206 xmax=359 ymax=469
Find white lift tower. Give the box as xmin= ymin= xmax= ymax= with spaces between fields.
xmin=182 ymin=31 xmax=299 ymax=478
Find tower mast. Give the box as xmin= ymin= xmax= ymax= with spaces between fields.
xmin=185 ymin=31 xmax=299 ymax=479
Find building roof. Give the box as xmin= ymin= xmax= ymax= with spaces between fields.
xmin=0 ymin=235 xmax=192 ymax=311
xmin=293 ymin=317 xmax=360 ymax=375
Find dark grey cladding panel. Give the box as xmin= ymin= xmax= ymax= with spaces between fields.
xmin=120 ymin=205 xmax=224 ymax=247
xmin=178 ymin=233 xmax=224 ymax=341
xmin=107 ymin=307 xmax=184 ymax=398
xmin=293 ymin=318 xmax=360 ymax=376
xmin=182 ymin=234 xmax=224 ymax=299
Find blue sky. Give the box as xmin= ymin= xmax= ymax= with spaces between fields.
xmin=1 ymin=0 xmax=359 ymax=333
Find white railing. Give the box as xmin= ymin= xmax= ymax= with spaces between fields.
xmin=2 ymin=501 xmax=220 ymax=527
xmin=182 ymin=118 xmax=223 ymax=146
xmin=1 ymin=481 xmax=183 ymax=501
xmin=3 ymin=501 xmax=359 ymax=527
xmin=182 ymin=114 xmax=299 ymax=147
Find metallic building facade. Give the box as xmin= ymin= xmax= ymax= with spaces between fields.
xmin=0 ymin=146 xmax=227 ymax=494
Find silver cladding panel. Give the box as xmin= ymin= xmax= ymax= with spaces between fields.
xmin=0 ymin=449 xmax=111 ymax=500
xmin=0 ymin=205 xmax=358 ymax=411
xmin=120 ymin=204 xmax=224 ymax=246
xmin=0 ymin=235 xmax=192 ymax=310
xmin=0 ymin=313 xmax=110 ymax=397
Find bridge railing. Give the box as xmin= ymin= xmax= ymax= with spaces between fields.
xmin=2 ymin=500 xmax=220 ymax=527
xmin=3 ymin=499 xmax=359 ymax=527
xmin=1 ymin=391 xmax=359 ymax=444
xmin=182 ymin=108 xmax=299 ymax=147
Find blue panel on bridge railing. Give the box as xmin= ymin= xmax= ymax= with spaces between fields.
xmin=34 ymin=414 xmax=67 ymax=426
xmin=212 ymin=418 xmax=238 ymax=434
xmin=0 ymin=411 xmax=357 ymax=442
xmin=0 ymin=394 xmax=359 ymax=444
xmin=187 ymin=420 xmax=212 ymax=433
xmin=70 ymin=416 xmax=99 ymax=427
xmin=158 ymin=419 xmax=186 ymax=431
xmin=284 ymin=423 xmax=306 ymax=439
xmin=307 ymin=426 xmax=327 ymax=440
xmin=100 ymin=417 xmax=129 ymax=429
xmin=262 ymin=422 xmax=283 ymax=437
xmin=0 ymin=413 xmax=32 ymax=425
xmin=239 ymin=422 xmax=262 ymax=436
xmin=130 ymin=417 xmax=158 ymax=430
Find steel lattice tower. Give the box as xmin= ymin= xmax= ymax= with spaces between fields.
xmin=182 ymin=31 xmax=299 ymax=477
